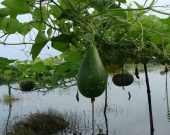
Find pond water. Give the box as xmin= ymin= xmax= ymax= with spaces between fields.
xmin=0 ymin=65 xmax=170 ymax=135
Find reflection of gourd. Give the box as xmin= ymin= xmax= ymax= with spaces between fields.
xmin=19 ymin=81 xmax=36 ymax=92
xmin=112 ymin=74 xmax=134 ymax=87
xmin=77 ymin=45 xmax=106 ymax=98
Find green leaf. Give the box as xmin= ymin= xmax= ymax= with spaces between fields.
xmin=41 ymin=75 xmax=52 ymax=81
xmin=133 ymin=1 xmax=142 ymax=8
xmin=32 ymin=7 xmax=48 ymax=22
xmin=38 ymin=83 xmax=47 ymax=89
xmin=110 ymin=10 xmax=127 ymax=19
xmin=0 ymin=57 xmax=16 ymax=66
xmin=51 ymin=34 xmax=73 ymax=43
xmin=92 ymin=0 xmax=110 ymax=8
xmin=52 ymin=42 xmax=69 ymax=52
xmin=51 ymin=34 xmax=75 ymax=52
xmin=64 ymin=51 xmax=81 ymax=63
xmin=166 ymin=44 xmax=170 ymax=53
xmin=17 ymin=22 xmax=33 ymax=36
xmin=57 ymin=0 xmax=69 ymax=9
xmin=133 ymin=1 xmax=149 ymax=16
xmin=0 ymin=8 xmax=22 ymax=18
xmin=31 ymin=32 xmax=48 ymax=60
xmin=57 ymin=9 xmax=73 ymax=20
xmin=50 ymin=5 xmax=62 ymax=19
xmin=65 ymin=69 xmax=78 ymax=78
xmin=161 ymin=16 xmax=170 ymax=29
xmin=43 ymin=57 xmax=54 ymax=67
xmin=55 ymin=63 xmax=70 ymax=74
xmin=4 ymin=70 xmax=13 ymax=76
xmin=50 ymin=83 xmax=59 ymax=90
xmin=150 ymin=34 xmax=162 ymax=45
xmin=32 ymin=22 xmax=46 ymax=31
xmin=90 ymin=0 xmax=118 ymax=12
xmin=47 ymin=28 xmax=52 ymax=38
xmin=30 ymin=62 xmax=46 ymax=72
xmin=119 ymin=0 xmax=126 ymax=3
xmin=5 ymin=18 xmax=21 ymax=34
xmin=0 ymin=8 xmax=11 ymax=17
xmin=1 ymin=0 xmax=30 ymax=14
xmin=0 ymin=17 xmax=10 ymax=31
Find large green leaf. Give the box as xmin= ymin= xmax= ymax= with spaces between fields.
xmin=0 ymin=8 xmax=23 ymax=18
xmin=110 ymin=10 xmax=127 ymax=19
xmin=0 ymin=57 xmax=16 ymax=65
xmin=1 ymin=0 xmax=30 ymax=14
xmin=30 ymin=62 xmax=46 ymax=72
xmin=161 ymin=17 xmax=170 ymax=30
xmin=31 ymin=32 xmax=48 ymax=60
xmin=52 ymin=42 xmax=69 ymax=52
xmin=32 ymin=22 xmax=46 ymax=31
xmin=64 ymin=51 xmax=81 ymax=63
xmin=47 ymin=27 xmax=52 ymax=38
xmin=51 ymin=33 xmax=77 ymax=43
xmin=17 ymin=22 xmax=33 ymax=36
xmin=150 ymin=34 xmax=162 ymax=45
xmin=50 ymin=5 xmax=62 ymax=19
xmin=57 ymin=0 xmax=69 ymax=9
xmin=0 ymin=8 xmax=11 ymax=17
xmin=5 ymin=18 xmax=21 ymax=34
xmin=133 ymin=1 xmax=148 ymax=16
xmin=0 ymin=17 xmax=9 ymax=31
xmin=55 ymin=63 xmax=70 ymax=74
xmin=51 ymin=34 xmax=76 ymax=52
xmin=32 ymin=7 xmax=48 ymax=22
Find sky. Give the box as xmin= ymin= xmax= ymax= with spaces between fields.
xmin=0 ymin=0 xmax=170 ymax=60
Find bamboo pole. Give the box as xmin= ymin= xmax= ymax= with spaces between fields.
xmin=143 ymin=64 xmax=154 ymax=132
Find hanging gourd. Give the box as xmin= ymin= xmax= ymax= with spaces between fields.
xmin=19 ymin=80 xmax=36 ymax=92
xmin=112 ymin=74 xmax=134 ymax=87
xmin=77 ymin=45 xmax=107 ymax=98
xmin=112 ymin=65 xmax=134 ymax=88
xmin=135 ymin=66 xmax=140 ymax=79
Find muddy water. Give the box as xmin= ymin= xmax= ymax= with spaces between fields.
xmin=0 ymin=65 xmax=170 ymax=135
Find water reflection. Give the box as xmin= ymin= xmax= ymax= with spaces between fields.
xmin=5 ymin=101 xmax=12 ymax=134
xmin=165 ymin=76 xmax=170 ymax=122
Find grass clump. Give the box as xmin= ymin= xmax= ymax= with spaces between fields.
xmin=4 ymin=108 xmax=91 ymax=135
xmin=6 ymin=109 xmax=69 ymax=135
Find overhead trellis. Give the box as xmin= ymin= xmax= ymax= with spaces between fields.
xmin=0 ymin=0 xmax=170 ymax=66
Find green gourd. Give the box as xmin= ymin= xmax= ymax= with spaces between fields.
xmin=112 ymin=74 xmax=134 ymax=87
xmin=19 ymin=80 xmax=36 ymax=92
xmin=77 ymin=45 xmax=106 ymax=98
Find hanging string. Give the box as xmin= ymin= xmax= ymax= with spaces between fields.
xmin=92 ymin=101 xmax=94 ymax=135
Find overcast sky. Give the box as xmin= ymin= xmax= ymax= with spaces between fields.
xmin=0 ymin=0 xmax=169 ymax=60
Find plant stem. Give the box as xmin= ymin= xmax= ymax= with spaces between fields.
xmin=104 ymin=75 xmax=108 ymax=114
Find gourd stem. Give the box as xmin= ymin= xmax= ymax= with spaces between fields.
xmin=122 ymin=65 xmax=125 ymax=90
xmin=122 ymin=65 xmax=124 ymax=75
